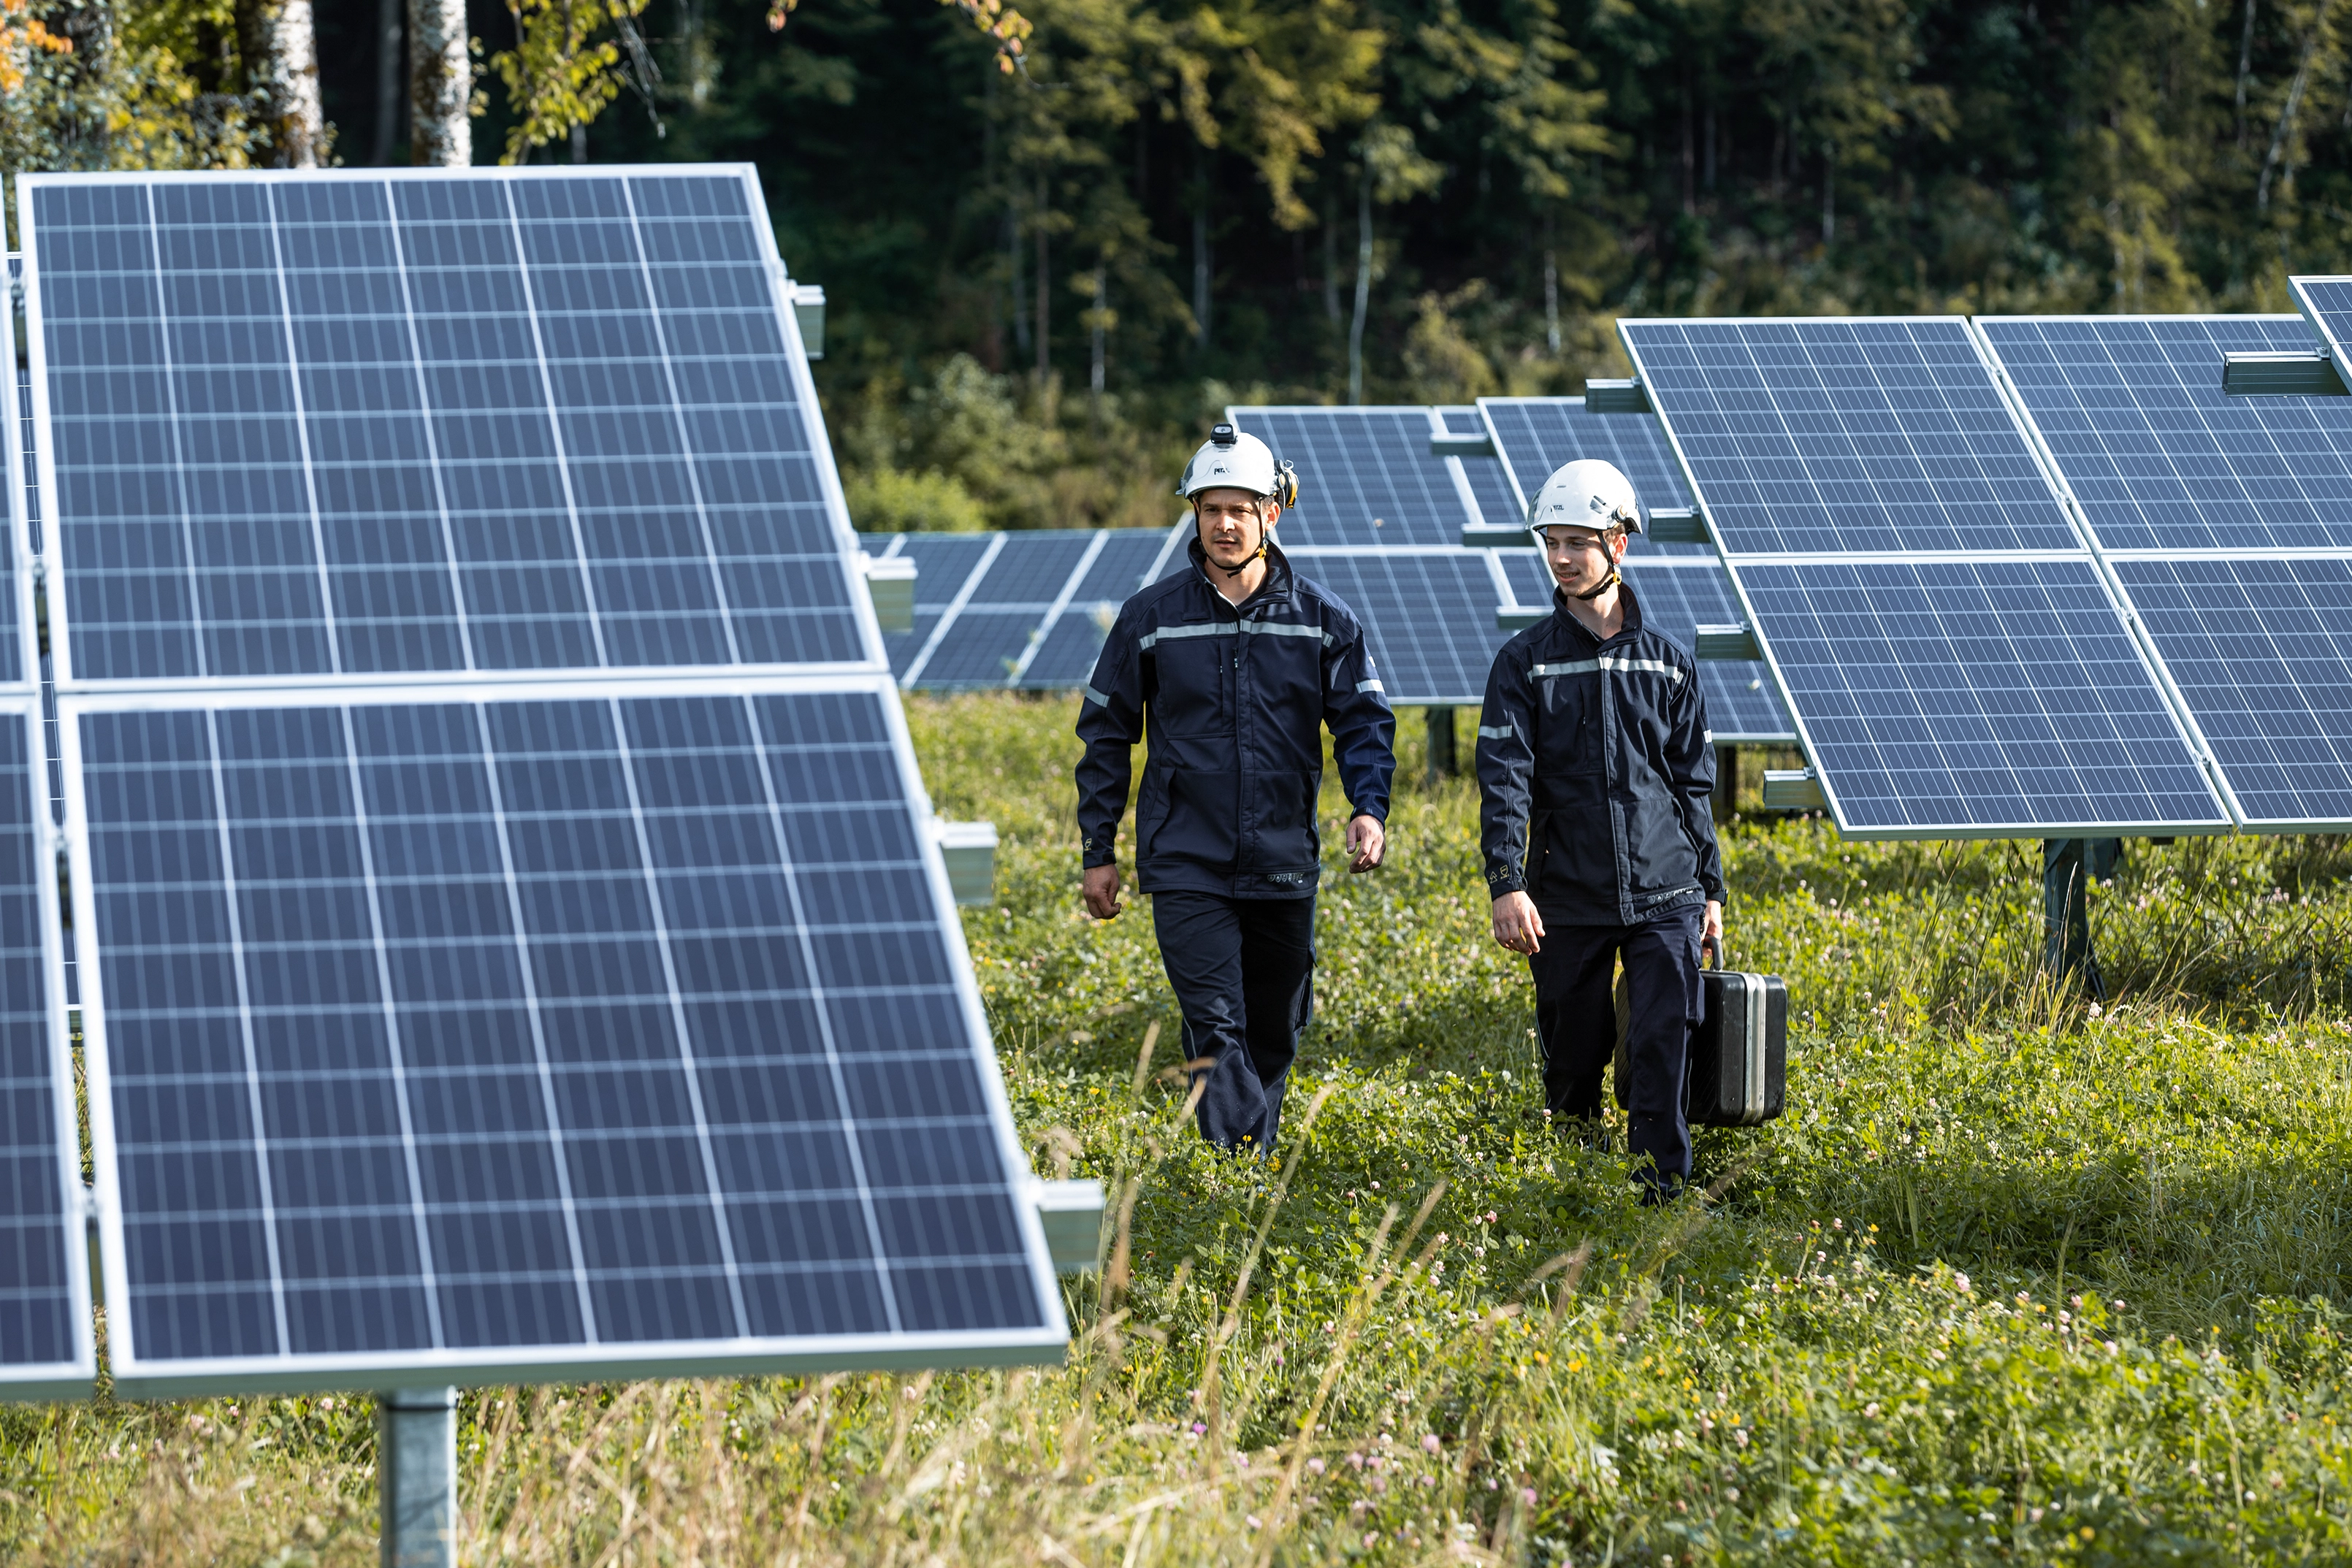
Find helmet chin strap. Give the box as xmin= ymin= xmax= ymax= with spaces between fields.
xmin=1569 ymin=526 xmax=1625 ymax=600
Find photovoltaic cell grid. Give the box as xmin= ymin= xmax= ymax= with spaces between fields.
xmin=1285 ymin=551 xmax=1503 ymax=705
xmin=1496 ymin=555 xmax=1794 ymax=742
xmin=2111 ymin=558 xmax=2352 ymax=828
xmin=1020 ymin=529 xmax=1172 ymax=689
xmin=1229 ymin=408 xmax=1473 ymax=547
xmin=72 ymin=684 xmax=1059 ymax=1393
xmin=0 ymin=701 xmax=90 ymax=1397
xmin=23 ymin=169 xmax=866 ymax=687
xmin=1734 ymin=560 xmax=2226 ymax=833
xmin=868 ymin=534 xmax=995 ymax=682
xmin=2292 ymin=277 xmax=2352 ymax=374
xmin=1474 ymin=397 xmax=1710 ymax=558
xmin=917 ymin=532 xmax=1097 ymax=687
xmin=1617 ymin=319 xmax=2083 ymax=555
xmin=1977 ymin=315 xmax=2352 ymax=551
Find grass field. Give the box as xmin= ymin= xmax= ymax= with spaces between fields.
xmin=10 ymin=692 xmax=2352 ymax=1564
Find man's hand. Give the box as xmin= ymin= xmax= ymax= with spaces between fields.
xmin=1083 ymin=864 xmax=1123 ymax=920
xmin=1701 ymin=899 xmax=1724 ymax=965
xmin=1345 ymin=814 xmax=1386 ymax=873
xmin=1492 ymin=890 xmax=1544 ymax=955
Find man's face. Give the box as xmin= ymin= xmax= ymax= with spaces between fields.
xmin=1196 ymin=488 xmax=1277 ymax=567
xmin=1544 ymin=524 xmax=1626 ymax=593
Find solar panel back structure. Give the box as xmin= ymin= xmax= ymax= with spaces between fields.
xmin=1474 ymin=397 xmax=1711 ymax=558
xmin=20 ymin=168 xmax=1072 ymax=1402
xmin=1228 ymin=407 xmax=1480 ymax=547
xmin=1435 ymin=405 xmax=1521 ymax=532
xmin=1619 ymin=317 xmax=2229 ymax=836
xmin=1980 ymin=311 xmax=2352 ymax=830
xmin=1495 ymin=553 xmax=1795 ymax=743
xmin=20 ymin=167 xmax=872 ymax=689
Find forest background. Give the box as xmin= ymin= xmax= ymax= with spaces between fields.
xmin=6 ymin=0 xmax=2352 ymax=532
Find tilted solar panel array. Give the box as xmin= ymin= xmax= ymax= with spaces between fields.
xmin=19 ymin=167 xmax=1066 ymax=1397
xmin=1982 ymin=308 xmax=2352 ymax=830
xmin=1621 ymin=317 xmax=2229 ymax=836
xmin=1435 ymin=405 xmax=1521 ymax=531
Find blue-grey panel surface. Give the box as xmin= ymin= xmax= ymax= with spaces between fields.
xmin=75 ymin=685 xmax=1058 ymax=1391
xmin=25 ymin=169 xmax=863 ymax=684
xmin=1020 ymin=529 xmax=1171 ymax=689
xmin=2113 ymin=557 xmax=2352 ymax=827
xmin=2293 ymin=278 xmax=2352 ymax=369
xmin=0 ymin=703 xmax=88 ymax=1396
xmin=1286 ymin=550 xmax=1503 ymax=704
xmin=1618 ymin=318 xmax=2080 ymax=555
xmin=1734 ymin=559 xmax=2224 ymax=833
xmin=1979 ymin=315 xmax=2352 ymax=551
xmin=1475 ymin=397 xmax=1708 ymax=558
xmin=863 ymin=534 xmax=992 ymax=681
xmin=1229 ymin=408 xmax=1470 ymax=547
xmin=917 ymin=532 xmax=1094 ymax=688
xmin=1497 ymin=554 xmax=1792 ymax=741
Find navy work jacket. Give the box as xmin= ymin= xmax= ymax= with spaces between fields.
xmin=1475 ymin=581 xmax=1725 ymax=925
xmin=1077 ymin=540 xmax=1396 ymax=899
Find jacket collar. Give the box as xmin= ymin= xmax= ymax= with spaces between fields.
xmin=1549 ymin=576 xmax=1644 ymax=648
xmin=1188 ymin=535 xmax=1296 ymax=614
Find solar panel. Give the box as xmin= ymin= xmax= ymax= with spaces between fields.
xmin=0 ymin=696 xmax=93 ymax=1398
xmin=22 ymin=167 xmax=870 ymax=687
xmin=1617 ymin=319 xmax=2083 ymax=555
xmin=1733 ymin=559 xmax=2227 ymax=834
xmin=1474 ymin=397 xmax=1710 ymax=558
xmin=1018 ymin=529 xmax=1172 ymax=689
xmin=2108 ymin=557 xmax=2352 ymax=829
xmin=1283 ymin=548 xmax=1504 ymax=705
xmin=66 ymin=678 xmax=1064 ymax=1396
xmin=863 ymin=533 xmax=994 ymax=681
xmin=1978 ymin=315 xmax=2352 ymax=551
xmin=0 ymin=277 xmax=28 ymax=688
xmin=916 ymin=532 xmax=1096 ymax=687
xmin=2292 ymin=277 xmax=2352 ymax=370
xmin=1229 ymin=407 xmax=1473 ymax=547
xmin=1496 ymin=555 xmax=1793 ymax=741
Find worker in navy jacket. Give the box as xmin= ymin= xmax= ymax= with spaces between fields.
xmin=1076 ymin=425 xmax=1396 ymax=1154
xmin=1478 ymin=459 xmax=1725 ymax=1201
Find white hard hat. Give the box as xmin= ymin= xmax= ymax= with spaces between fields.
xmin=1177 ymin=424 xmax=1299 ymax=507
xmin=1528 ymin=458 xmax=1643 ymax=540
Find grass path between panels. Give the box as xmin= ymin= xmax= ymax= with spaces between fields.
xmin=12 ymin=691 xmax=2352 ymax=1565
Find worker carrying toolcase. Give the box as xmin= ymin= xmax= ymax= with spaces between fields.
xmin=1614 ymin=946 xmax=1787 ymax=1126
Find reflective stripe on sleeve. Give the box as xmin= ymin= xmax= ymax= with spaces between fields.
xmin=1083 ymin=684 xmax=1114 ymax=708
xmin=1477 ymin=724 xmax=1513 ymax=740
xmin=1356 ymin=679 xmax=1384 ymax=693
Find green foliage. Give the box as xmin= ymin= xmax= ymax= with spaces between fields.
xmin=13 ymin=694 xmax=2352 ymax=1563
xmin=490 ymin=0 xmax=655 ymax=165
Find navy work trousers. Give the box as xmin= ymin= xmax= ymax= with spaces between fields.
xmin=1152 ymin=890 xmax=1316 ymax=1155
xmin=1526 ymin=904 xmax=1704 ymax=1189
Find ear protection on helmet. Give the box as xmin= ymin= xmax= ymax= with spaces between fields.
xmin=1272 ymin=459 xmax=1299 ymax=511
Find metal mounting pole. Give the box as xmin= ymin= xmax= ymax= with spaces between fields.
xmin=2042 ymin=838 xmax=2120 ymax=999
xmin=1426 ymin=707 xmax=1457 ymax=785
xmin=380 ymin=1386 xmax=457 ymax=1568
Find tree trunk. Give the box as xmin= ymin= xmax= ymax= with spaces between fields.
xmin=1034 ymin=172 xmax=1050 ymax=381
xmin=2259 ymin=11 xmax=2326 ymax=212
xmin=1322 ymin=191 xmax=1341 ymax=325
xmin=372 ymin=0 xmax=402 ymax=164
xmin=1821 ymin=142 xmax=1835 ymax=245
xmin=409 ymin=0 xmax=471 ymax=167
xmin=2236 ymin=0 xmax=2258 ymax=150
xmin=236 ymin=0 xmax=324 ymax=167
xmin=1090 ymin=267 xmax=1107 ymax=394
xmin=1348 ymin=165 xmax=1372 ymax=405
xmin=1192 ymin=206 xmax=1210 ymax=349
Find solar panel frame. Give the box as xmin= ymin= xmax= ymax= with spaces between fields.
xmin=20 ymin=165 xmax=888 ymax=695
xmin=2291 ymin=276 xmax=2352 ymax=373
xmin=1 ymin=273 xmax=38 ymax=692
xmin=66 ymin=671 xmax=1066 ymax=1397
xmin=0 ymin=695 xmax=95 ymax=1400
